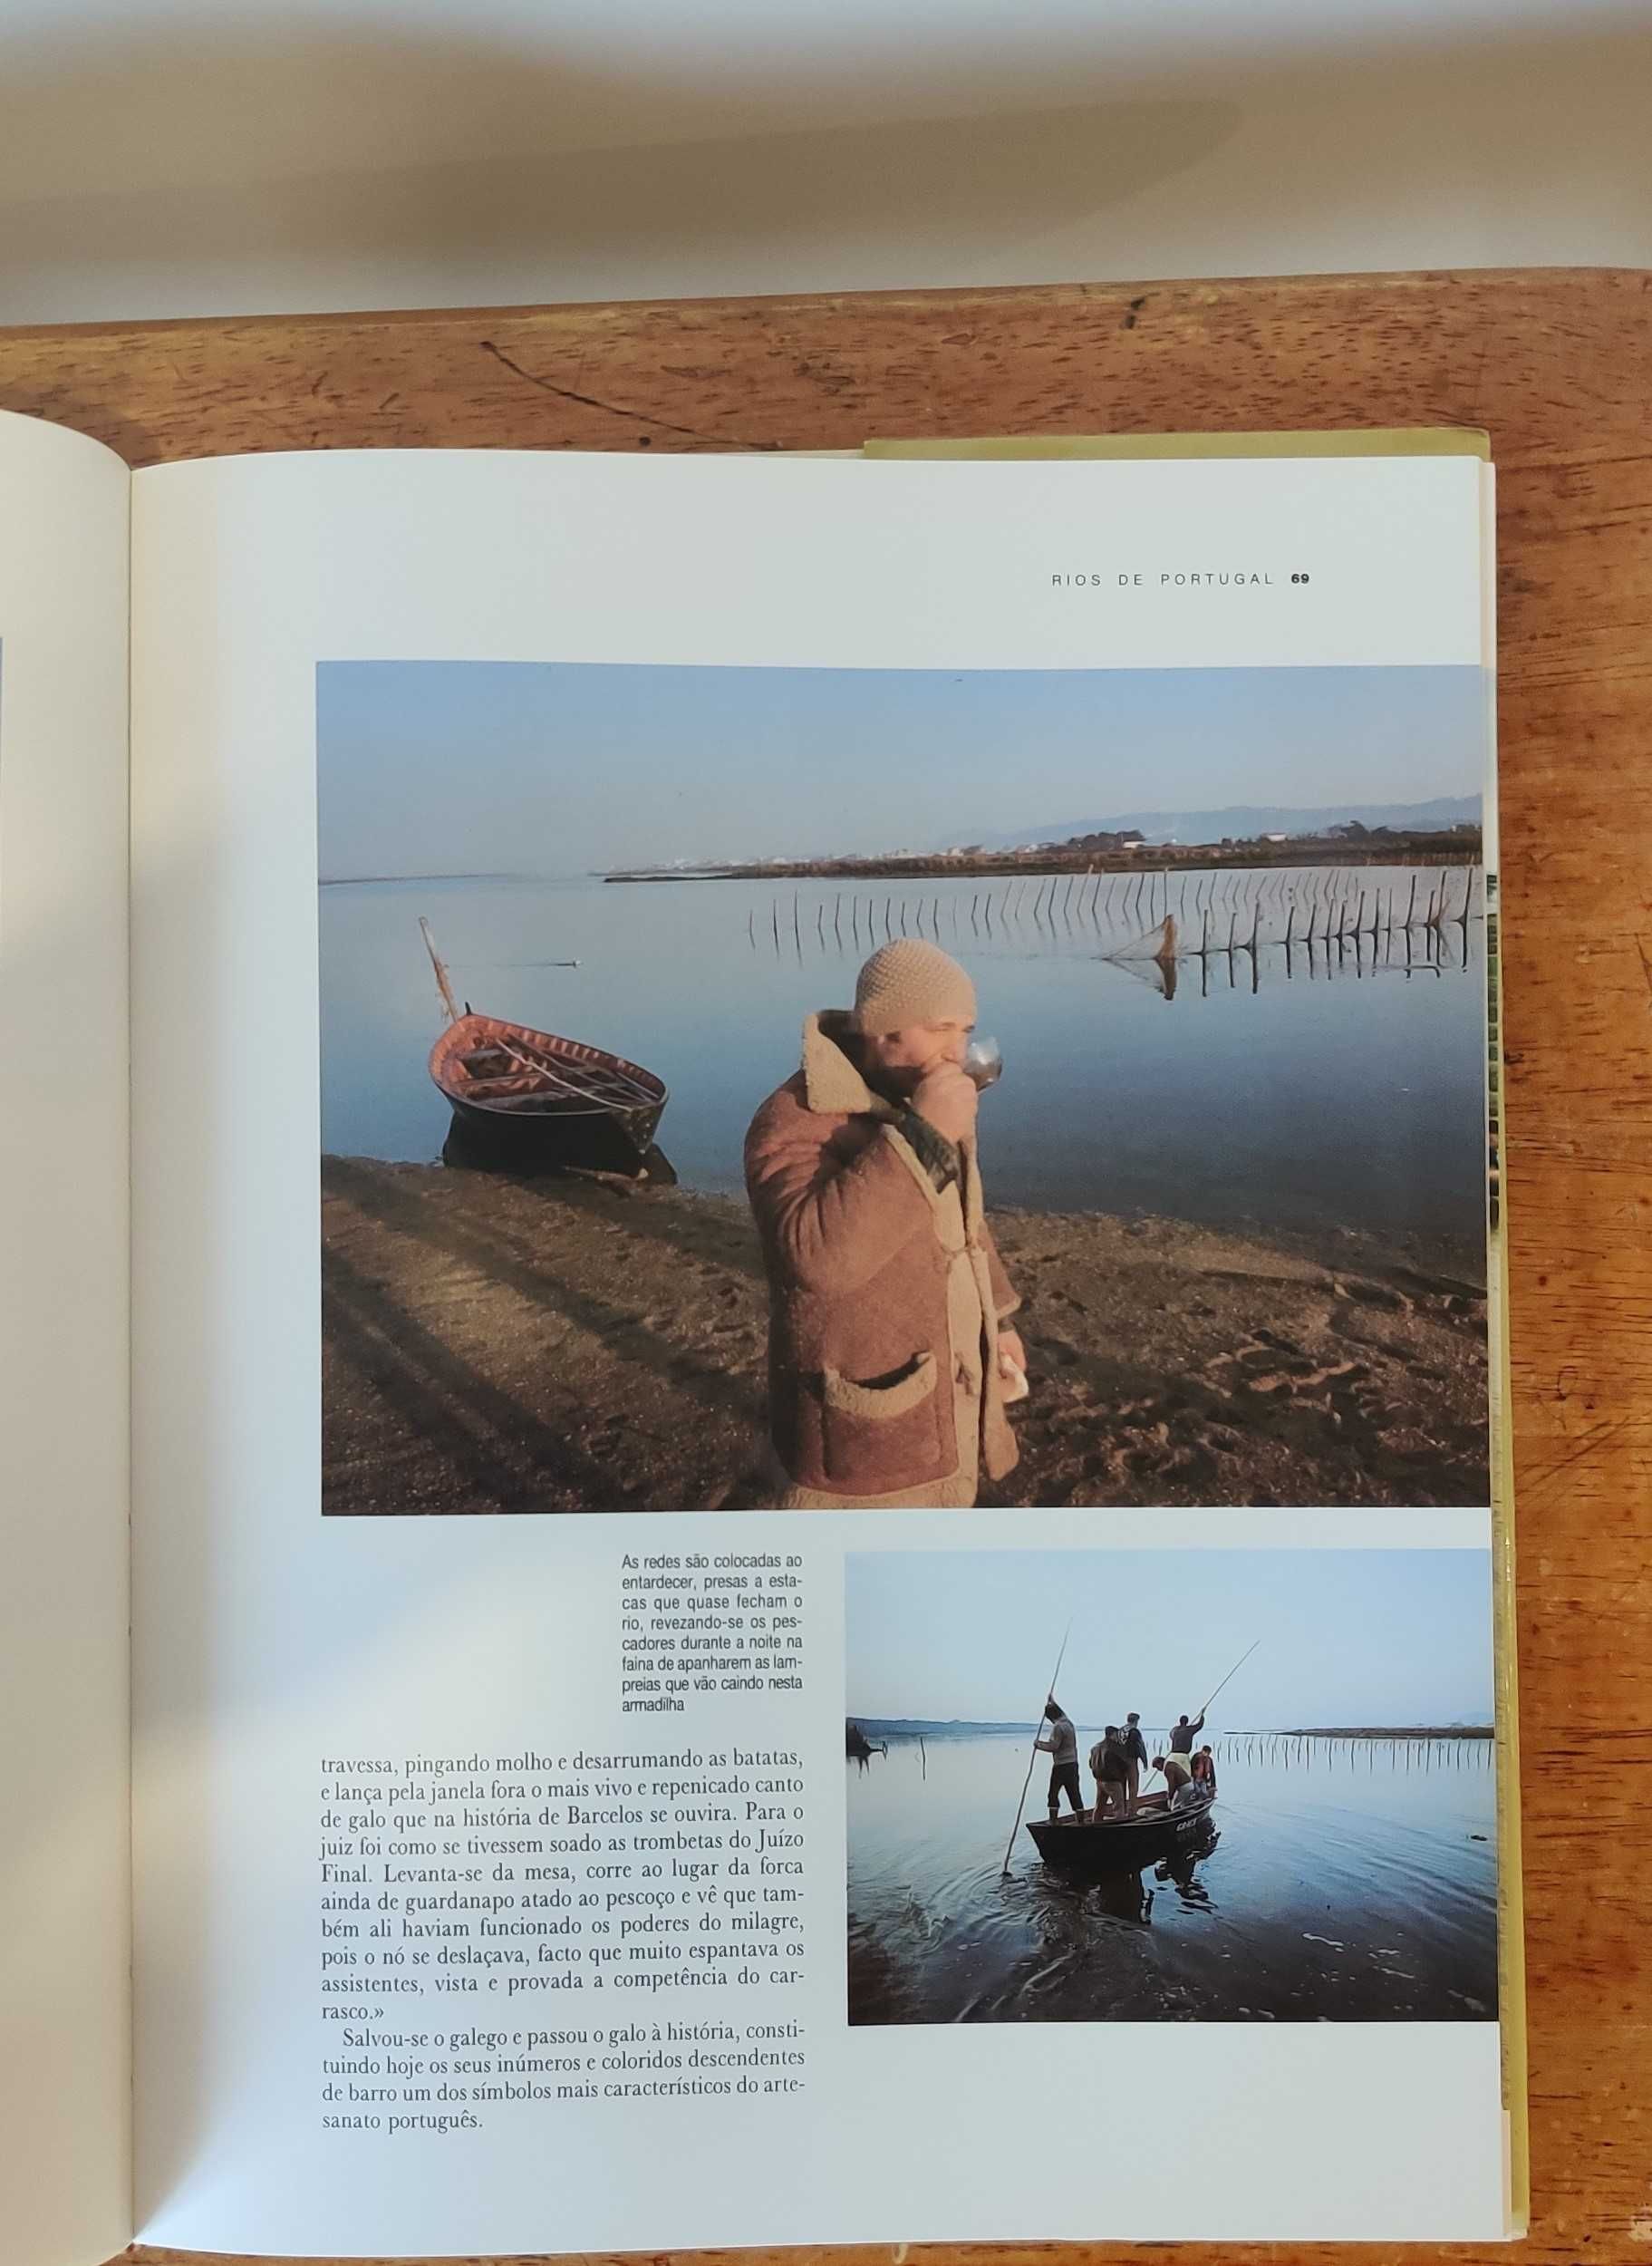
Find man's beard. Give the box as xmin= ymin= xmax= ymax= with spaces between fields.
xmin=865 ymin=1055 xmax=923 ymax=1103
xmin=845 ymin=1030 xmax=920 ymax=1102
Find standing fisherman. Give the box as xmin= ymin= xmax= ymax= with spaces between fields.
xmin=1168 ymin=1710 xmax=1205 ymax=1756
xmin=1089 ymin=1726 xmax=1133 ymax=1819
xmin=1122 ymin=1710 xmax=1149 ymax=1816
xmin=1036 ymin=1700 xmax=1086 ymax=1824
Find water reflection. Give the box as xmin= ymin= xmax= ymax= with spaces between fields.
xmin=1028 ymin=1825 xmax=1223 ymax=1932
xmin=1155 ymin=1834 xmax=1221 ymax=1910
xmin=741 ymin=861 xmax=1483 ymax=1000
xmin=321 ymin=864 xmax=1488 ymax=1245
xmin=846 ymin=1730 xmax=1497 ymax=2025
xmin=1091 ymin=1864 xmax=1157 ymax=1927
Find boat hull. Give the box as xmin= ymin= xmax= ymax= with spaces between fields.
xmin=442 ymin=1096 xmax=666 ymax=1176
xmin=430 ymin=1012 xmax=668 ymax=1177
xmin=1027 ymin=1794 xmax=1216 ymax=1872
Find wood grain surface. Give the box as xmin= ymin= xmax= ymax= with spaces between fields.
xmin=7 ymin=266 xmax=1647 ymax=2266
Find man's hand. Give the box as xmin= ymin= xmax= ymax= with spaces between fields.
xmin=998 ymin=1329 xmax=1027 ymax=1378
xmin=911 ymin=1061 xmax=978 ymax=1146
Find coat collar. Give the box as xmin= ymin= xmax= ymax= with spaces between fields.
xmin=800 ymin=1011 xmax=897 ymax=1118
xmin=796 ymin=1012 xmax=986 ymax=1243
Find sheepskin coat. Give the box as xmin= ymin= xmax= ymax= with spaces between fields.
xmin=743 ymin=1012 xmax=1021 ymax=1508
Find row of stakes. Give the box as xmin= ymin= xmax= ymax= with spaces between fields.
xmin=1137 ymin=867 xmax=1477 ymax=968
xmin=1208 ymin=1733 xmax=1494 ymax=1772
xmin=746 ymin=864 xmax=1482 ymax=963
xmin=878 ymin=1731 xmax=1493 ymax=1772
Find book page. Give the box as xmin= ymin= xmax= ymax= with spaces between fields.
xmin=130 ymin=448 xmax=1513 ymax=2251
xmin=0 ymin=411 xmax=131 ymax=2265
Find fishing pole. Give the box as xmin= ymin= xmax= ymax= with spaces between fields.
xmin=1000 ymin=1622 xmax=1072 ymax=1877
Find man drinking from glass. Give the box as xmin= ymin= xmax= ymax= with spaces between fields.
xmin=744 ymin=938 xmax=1025 ymax=1508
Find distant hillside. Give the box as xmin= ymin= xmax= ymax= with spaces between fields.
xmin=957 ymin=796 xmax=1482 ymax=852
xmin=848 ymin=1718 xmax=1029 ymax=1740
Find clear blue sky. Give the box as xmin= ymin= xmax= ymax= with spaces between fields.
xmin=845 ymin=1549 xmax=1493 ymax=1729
xmin=316 ymin=660 xmax=1485 ymax=877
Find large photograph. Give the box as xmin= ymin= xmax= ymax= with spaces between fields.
xmin=319 ymin=660 xmax=1493 ymax=1514
xmin=845 ymin=1546 xmax=1501 ymax=2025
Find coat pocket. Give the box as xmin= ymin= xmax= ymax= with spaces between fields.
xmin=817 ymin=1351 xmax=945 ymax=1491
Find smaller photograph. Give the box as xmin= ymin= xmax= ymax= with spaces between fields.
xmin=845 ymin=1546 xmax=1498 ymax=2025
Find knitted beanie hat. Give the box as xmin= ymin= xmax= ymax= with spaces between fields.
xmin=852 ymin=939 xmax=977 ymax=1036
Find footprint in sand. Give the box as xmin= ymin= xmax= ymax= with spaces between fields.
xmin=1331 ymin=1275 xmax=1414 ymax=1314
xmin=1212 ymin=1334 xmax=1369 ymax=1402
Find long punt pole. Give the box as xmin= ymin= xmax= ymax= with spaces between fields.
xmin=1001 ymin=1622 xmax=1072 ymax=1875
xmin=1194 ymin=1640 xmax=1261 ymax=1723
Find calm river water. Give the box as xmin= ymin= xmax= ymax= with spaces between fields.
xmin=320 ymin=867 xmax=1486 ymax=1249
xmin=846 ymin=1729 xmax=1498 ymax=2024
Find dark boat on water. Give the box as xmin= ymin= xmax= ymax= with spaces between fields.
xmin=1027 ymin=1789 xmax=1216 ymax=1873
xmin=421 ymin=919 xmax=669 ymax=1176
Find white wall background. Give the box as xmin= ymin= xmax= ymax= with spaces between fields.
xmin=2 ymin=0 xmax=1649 ymax=323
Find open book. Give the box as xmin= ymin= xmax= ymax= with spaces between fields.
xmin=0 ymin=410 xmax=1522 ymax=2260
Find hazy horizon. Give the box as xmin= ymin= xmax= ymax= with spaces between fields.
xmin=847 ymin=1713 xmax=1493 ymax=1729
xmin=845 ymin=1549 xmax=1494 ymax=1729
xmin=317 ymin=660 xmax=1486 ymax=878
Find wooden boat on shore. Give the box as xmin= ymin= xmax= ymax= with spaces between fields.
xmin=421 ymin=919 xmax=668 ymax=1176
xmin=1026 ymin=1788 xmax=1216 ymax=1872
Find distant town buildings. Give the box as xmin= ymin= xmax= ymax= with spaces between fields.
xmin=605 ymin=810 xmax=1481 ymax=885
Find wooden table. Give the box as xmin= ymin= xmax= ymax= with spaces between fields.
xmin=8 ymin=266 xmax=1647 ymax=2266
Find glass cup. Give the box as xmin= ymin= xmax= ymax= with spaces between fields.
xmin=963 ymin=1034 xmax=1003 ymax=1090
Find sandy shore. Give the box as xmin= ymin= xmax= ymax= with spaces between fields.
xmin=322 ymin=1157 xmax=1489 ymax=1515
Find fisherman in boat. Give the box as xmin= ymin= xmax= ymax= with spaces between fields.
xmin=1123 ymin=1711 xmax=1149 ymax=1813
xmin=1168 ymin=1711 xmax=1205 ymax=1756
xmin=1088 ymin=1726 xmax=1132 ymax=1819
xmin=1154 ymin=1750 xmax=1203 ymax=1812
xmin=743 ymin=939 xmax=1025 ymax=1509
xmin=1191 ymin=1744 xmax=1218 ymax=1795
xmin=1035 ymin=1700 xmax=1086 ymax=1824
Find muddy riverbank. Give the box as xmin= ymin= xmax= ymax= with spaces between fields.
xmin=322 ymin=1157 xmax=1488 ymax=1515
